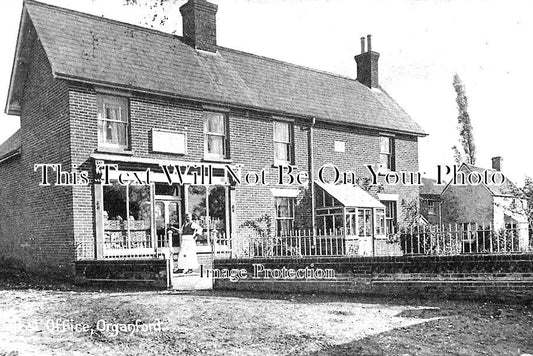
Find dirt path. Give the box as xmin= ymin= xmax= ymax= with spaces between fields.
xmin=0 ymin=288 xmax=531 ymax=355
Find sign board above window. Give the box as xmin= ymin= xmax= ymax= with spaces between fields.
xmin=151 ymin=129 xmax=187 ymax=155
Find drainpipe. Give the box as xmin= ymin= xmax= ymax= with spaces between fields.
xmin=309 ymin=117 xmax=316 ymax=239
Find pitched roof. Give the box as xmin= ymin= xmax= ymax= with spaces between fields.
xmin=7 ymin=0 xmax=426 ymax=136
xmin=315 ymin=181 xmax=385 ymax=209
xmin=420 ymin=177 xmax=444 ymax=196
xmin=0 ymin=130 xmax=21 ymax=162
xmin=462 ymin=164 xmax=518 ymax=197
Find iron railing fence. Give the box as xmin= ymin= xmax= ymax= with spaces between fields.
xmin=231 ymin=223 xmax=530 ymax=259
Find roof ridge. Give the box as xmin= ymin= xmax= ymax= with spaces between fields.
xmin=218 ymin=46 xmax=358 ymax=83
xmin=24 ymin=0 xmax=180 ymax=40
xmin=26 ymin=0 xmax=361 ymax=85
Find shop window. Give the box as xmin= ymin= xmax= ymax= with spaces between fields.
xmin=102 ymin=182 xmax=151 ymax=250
xmin=188 ymin=185 xmax=228 ymax=247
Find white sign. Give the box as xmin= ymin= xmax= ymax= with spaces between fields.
xmin=152 ymin=129 xmax=186 ymax=154
xmin=334 ymin=141 xmax=345 ymax=152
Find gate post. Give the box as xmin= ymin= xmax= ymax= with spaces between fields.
xmin=167 ymin=230 xmax=174 ymax=289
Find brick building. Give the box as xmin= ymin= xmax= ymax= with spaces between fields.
xmin=440 ymin=158 xmax=529 ymax=249
xmin=419 ymin=177 xmax=443 ymax=225
xmin=0 ymin=0 xmax=425 ymax=278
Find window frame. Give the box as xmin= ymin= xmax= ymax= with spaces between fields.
xmin=274 ymin=197 xmax=295 ymax=236
xmin=379 ymin=136 xmax=395 ymax=172
xmin=273 ymin=121 xmax=293 ymax=165
xmin=382 ymin=200 xmax=397 ymax=235
xmin=97 ymin=95 xmax=130 ymax=151
xmin=427 ymin=200 xmax=436 ymax=216
xmin=204 ymin=111 xmax=229 ymax=160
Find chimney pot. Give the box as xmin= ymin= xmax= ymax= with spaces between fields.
xmin=491 ymin=156 xmax=503 ymax=171
xmin=354 ymin=34 xmax=380 ymax=88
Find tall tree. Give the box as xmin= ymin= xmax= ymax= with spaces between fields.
xmin=452 ymin=74 xmax=476 ymax=165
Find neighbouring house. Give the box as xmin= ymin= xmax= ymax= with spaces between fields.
xmin=419 ymin=177 xmax=443 ymax=225
xmin=440 ymin=157 xmax=529 ymax=250
xmin=0 ymin=0 xmax=426 ymax=280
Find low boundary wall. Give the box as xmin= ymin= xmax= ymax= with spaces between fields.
xmin=214 ymin=254 xmax=533 ymax=303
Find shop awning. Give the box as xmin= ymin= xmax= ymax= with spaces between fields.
xmin=315 ymin=181 xmax=385 ymax=209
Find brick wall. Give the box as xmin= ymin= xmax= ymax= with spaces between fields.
xmin=214 ymin=255 xmax=533 ymax=303
xmin=312 ymin=122 xmax=420 ymax=225
xmin=0 ymin=32 xmax=74 ymax=276
xmin=441 ymin=182 xmax=493 ymax=225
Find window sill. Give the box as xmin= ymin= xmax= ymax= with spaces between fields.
xmin=95 ymin=147 xmax=134 ymax=156
xmin=202 ymin=157 xmax=233 ymax=164
xmin=272 ymin=161 xmax=294 ymax=168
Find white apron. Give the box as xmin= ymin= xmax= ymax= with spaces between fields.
xmin=177 ymin=235 xmax=199 ymax=270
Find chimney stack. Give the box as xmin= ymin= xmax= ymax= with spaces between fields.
xmin=491 ymin=156 xmax=503 ymax=171
xmin=180 ymin=0 xmax=218 ymax=53
xmin=354 ymin=34 xmax=380 ymax=88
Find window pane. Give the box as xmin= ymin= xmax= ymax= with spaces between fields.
xmin=155 ymin=183 xmax=180 ymax=196
xmin=275 ymin=197 xmax=294 ymax=235
xmin=128 ymin=185 xmax=152 ymax=248
xmin=208 ymin=186 xmax=227 ymax=245
xmin=357 ymin=211 xmax=365 ymax=236
xmin=346 ymin=214 xmax=354 ymax=236
xmin=276 ymin=198 xmax=290 ymax=218
xmin=274 ymin=122 xmax=290 ymax=142
xmin=380 ymin=136 xmax=390 ymax=153
xmin=98 ymin=120 xmax=105 ymax=145
xmin=98 ymin=96 xmax=129 ymax=149
xmin=188 ymin=186 xmax=207 ymax=245
xmin=334 ymin=215 xmax=343 ymax=235
xmin=275 ymin=142 xmax=289 ymax=162
xmin=380 ymin=153 xmax=390 ymax=170
xmin=364 ymin=210 xmax=372 ymax=236
xmin=103 ymin=183 xmax=128 ymax=249
xmin=277 ymin=220 xmax=292 ymax=236
xmin=206 ymin=113 xmax=225 ymax=134
xmin=376 ymin=209 xmax=385 ymax=235
xmin=325 ymin=215 xmax=334 ymax=234
xmin=207 ymin=135 xmax=224 ymax=155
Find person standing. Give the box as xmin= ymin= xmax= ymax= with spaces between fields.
xmin=175 ymin=213 xmax=202 ymax=274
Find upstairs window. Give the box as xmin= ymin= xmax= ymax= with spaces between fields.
xmin=274 ymin=121 xmax=292 ymax=164
xmin=97 ymin=95 xmax=129 ymax=150
xmin=204 ymin=112 xmax=228 ymax=159
xmin=379 ymin=136 xmax=395 ymax=171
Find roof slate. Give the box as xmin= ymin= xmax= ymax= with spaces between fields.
xmin=21 ymin=0 xmax=425 ymax=135
xmin=462 ymin=164 xmax=518 ymax=197
xmin=420 ymin=177 xmax=444 ymax=196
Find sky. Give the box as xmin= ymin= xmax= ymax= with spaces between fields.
xmin=0 ymin=0 xmax=531 ymax=184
